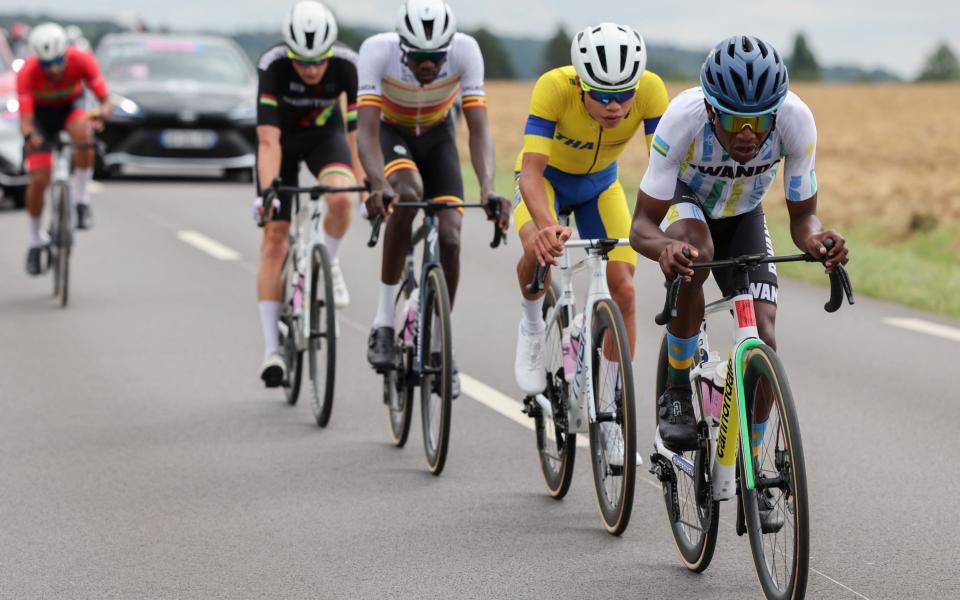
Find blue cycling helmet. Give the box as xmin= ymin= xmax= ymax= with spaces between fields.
xmin=700 ymin=35 xmax=789 ymax=116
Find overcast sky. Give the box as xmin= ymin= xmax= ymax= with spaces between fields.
xmin=6 ymin=0 xmax=956 ymax=77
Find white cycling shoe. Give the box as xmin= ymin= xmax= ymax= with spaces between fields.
xmin=260 ymin=352 xmax=287 ymax=388
xmin=514 ymin=320 xmax=547 ymax=395
xmin=330 ymin=258 xmax=350 ymax=308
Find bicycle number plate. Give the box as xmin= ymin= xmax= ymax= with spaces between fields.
xmin=159 ymin=129 xmax=218 ymax=149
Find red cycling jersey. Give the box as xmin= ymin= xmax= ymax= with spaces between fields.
xmin=16 ymin=46 xmax=108 ymax=115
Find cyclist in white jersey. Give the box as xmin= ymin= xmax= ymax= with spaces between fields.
xmin=359 ymin=0 xmax=509 ymax=393
xmin=630 ymin=36 xmax=849 ymax=454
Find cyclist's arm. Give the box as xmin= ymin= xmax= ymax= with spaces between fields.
xmin=630 ymin=189 xmax=674 ymax=261
xmin=15 ymin=66 xmax=37 ymax=139
xmin=639 ymin=70 xmax=670 ymax=153
xmin=463 ymin=106 xmax=495 ymax=200
xmin=256 ymin=125 xmax=281 ymax=192
xmin=357 ymin=106 xmax=386 ymax=191
xmin=79 ymin=50 xmax=111 ymax=116
xmin=517 ymin=152 xmax=555 ymax=230
xmin=340 ymin=53 xmax=366 ymax=189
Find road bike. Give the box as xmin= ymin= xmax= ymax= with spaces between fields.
xmin=369 ymin=196 xmax=504 ymax=475
xmin=264 ymin=178 xmax=367 ymax=426
xmin=648 ymin=241 xmax=853 ymax=599
xmin=521 ymin=207 xmax=637 ymax=535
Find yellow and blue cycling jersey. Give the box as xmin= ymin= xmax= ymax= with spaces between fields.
xmin=513 ymin=65 xmax=669 ymax=264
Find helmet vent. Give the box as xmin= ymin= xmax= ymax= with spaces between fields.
xmin=714 ymin=50 xmax=722 ymax=65
xmin=757 ymin=40 xmax=769 ymax=58
xmin=741 ymin=36 xmax=754 ymax=53
xmin=423 ymin=19 xmax=435 ymax=40
xmin=731 ymin=71 xmax=746 ymax=100
xmin=746 ymin=62 xmax=754 ymax=81
xmin=596 ymin=46 xmax=608 ymax=71
xmin=755 ymin=71 xmax=768 ymax=99
xmin=619 ymin=44 xmax=628 ymax=71
xmin=305 ymin=31 xmax=315 ymax=50
xmin=726 ymin=41 xmax=736 ymax=58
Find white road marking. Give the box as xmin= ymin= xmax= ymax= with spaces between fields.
xmin=177 ymin=230 xmax=240 ymax=261
xmin=885 ymin=317 xmax=960 ymax=343
xmin=89 ymin=181 xmax=104 ymax=194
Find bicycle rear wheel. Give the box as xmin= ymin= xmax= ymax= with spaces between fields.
xmin=531 ymin=283 xmax=576 ymax=499
xmin=281 ymin=311 xmax=304 ymax=406
xmin=419 ymin=266 xmax=452 ymax=475
xmin=52 ymin=182 xmax=71 ymax=308
xmin=654 ymin=333 xmax=719 ymax=572
xmin=739 ymin=344 xmax=809 ymax=600
xmin=588 ymin=298 xmax=636 ymax=535
xmin=308 ymin=244 xmax=337 ymax=427
xmin=385 ymin=281 xmax=415 ymax=447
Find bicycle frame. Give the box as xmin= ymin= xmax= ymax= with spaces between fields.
xmin=535 ymin=214 xmax=629 ymax=435
xmin=411 ymin=211 xmax=442 ymax=375
xmin=287 ymin=193 xmax=324 ymax=351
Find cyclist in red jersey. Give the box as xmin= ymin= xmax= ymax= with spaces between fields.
xmin=17 ymin=22 xmax=111 ymax=275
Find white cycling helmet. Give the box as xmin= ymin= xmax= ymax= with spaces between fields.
xmin=28 ymin=22 xmax=69 ymax=62
xmin=396 ymin=0 xmax=456 ymax=51
xmin=283 ymin=1 xmax=338 ymax=58
xmin=571 ymin=23 xmax=647 ymax=91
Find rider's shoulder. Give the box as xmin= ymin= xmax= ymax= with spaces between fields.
xmin=776 ymin=91 xmax=814 ymax=123
xmin=358 ymin=32 xmax=398 ymax=56
xmin=330 ymin=42 xmax=358 ymax=65
xmin=257 ymin=44 xmax=288 ymax=71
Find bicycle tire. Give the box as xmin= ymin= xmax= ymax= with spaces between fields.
xmin=655 ymin=333 xmax=719 ymax=572
xmin=419 ymin=266 xmax=453 ymax=475
xmin=53 ymin=182 xmax=71 ymax=308
xmin=280 ymin=251 xmax=304 ymax=406
xmin=385 ymin=281 xmax=415 ymax=447
xmin=739 ymin=344 xmax=809 ymax=600
xmin=588 ymin=298 xmax=636 ymax=535
xmin=308 ymin=243 xmax=337 ymax=427
xmin=533 ymin=283 xmax=576 ymax=499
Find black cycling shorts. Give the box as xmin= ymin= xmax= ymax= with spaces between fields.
xmin=666 ymin=180 xmax=780 ymax=305
xmin=380 ymin=118 xmax=463 ymax=207
xmin=256 ymin=125 xmax=353 ymax=222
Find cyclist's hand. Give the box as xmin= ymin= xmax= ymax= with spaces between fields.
xmin=23 ymin=131 xmax=43 ymax=150
xmin=364 ymin=188 xmax=395 ymax=221
xmin=804 ymin=231 xmax=849 ymax=273
xmin=658 ymin=241 xmax=698 ymax=281
xmin=483 ymin=193 xmax=511 ymax=232
xmin=533 ymin=224 xmax=571 ymax=267
xmin=87 ymin=108 xmax=105 ymax=132
xmin=252 ymin=195 xmax=279 ymax=227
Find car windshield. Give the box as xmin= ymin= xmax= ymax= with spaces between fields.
xmin=100 ymin=39 xmax=252 ymax=85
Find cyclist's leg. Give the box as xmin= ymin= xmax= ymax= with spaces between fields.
xmin=255 ymin=142 xmax=297 ymax=364
xmin=418 ymin=119 xmax=464 ymax=306
xmin=24 ymin=105 xmax=66 ymax=246
xmin=64 ymin=106 xmax=94 ymax=208
xmin=304 ymin=126 xmax=355 ymax=262
xmin=370 ymin=125 xmax=421 ymax=338
xmin=593 ymin=178 xmax=637 ymax=355
xmin=713 ymin=206 xmax=779 ymax=450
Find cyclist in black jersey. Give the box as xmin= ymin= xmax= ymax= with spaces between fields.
xmin=254 ymin=1 xmax=367 ymax=387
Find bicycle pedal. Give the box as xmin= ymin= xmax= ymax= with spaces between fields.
xmin=521 ymin=396 xmax=541 ymax=418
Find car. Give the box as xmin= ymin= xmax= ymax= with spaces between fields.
xmin=0 ymin=29 xmax=28 ymax=208
xmin=96 ymin=33 xmax=257 ymax=179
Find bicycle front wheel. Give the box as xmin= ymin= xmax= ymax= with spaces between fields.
xmin=52 ymin=181 xmax=71 ymax=308
xmin=655 ymin=333 xmax=719 ymax=572
xmin=419 ymin=266 xmax=452 ymax=475
xmin=308 ymin=244 xmax=336 ymax=427
xmin=739 ymin=344 xmax=809 ymax=600
xmin=532 ymin=283 xmax=576 ymax=499
xmin=588 ymin=298 xmax=636 ymax=535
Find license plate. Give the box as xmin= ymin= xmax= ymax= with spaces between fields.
xmin=159 ymin=129 xmax=218 ymax=149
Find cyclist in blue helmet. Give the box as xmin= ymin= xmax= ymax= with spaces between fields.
xmin=629 ymin=35 xmax=849 ymax=505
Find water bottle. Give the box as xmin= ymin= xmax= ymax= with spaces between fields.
xmin=563 ymin=313 xmax=585 ymax=382
xmin=401 ymin=293 xmax=419 ymax=347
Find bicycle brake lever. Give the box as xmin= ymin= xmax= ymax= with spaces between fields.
xmin=655 ymin=277 xmax=683 ymax=326
xmin=526 ymin=264 xmax=549 ymax=295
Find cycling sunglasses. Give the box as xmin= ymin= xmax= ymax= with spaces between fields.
xmin=715 ymin=110 xmax=776 ymax=133
xmin=39 ymin=56 xmax=66 ymax=69
xmin=405 ymin=49 xmax=448 ymax=63
xmin=579 ymin=81 xmax=637 ymax=106
xmin=286 ymin=47 xmax=333 ymax=67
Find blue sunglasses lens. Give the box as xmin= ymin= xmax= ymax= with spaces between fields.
xmin=587 ymin=88 xmax=636 ymax=105
xmin=40 ymin=57 xmax=65 ymax=68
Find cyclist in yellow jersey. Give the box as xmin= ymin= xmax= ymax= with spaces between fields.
xmin=514 ymin=23 xmax=668 ymax=397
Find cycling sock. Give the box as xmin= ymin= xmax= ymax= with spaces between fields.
xmin=323 ymin=232 xmax=342 ymax=261
xmin=373 ymin=282 xmax=401 ymax=328
xmin=751 ymin=420 xmax=769 ymax=458
xmin=72 ymin=167 xmax=93 ymax=205
xmin=665 ymin=330 xmax=699 ymax=387
xmin=258 ymin=301 xmax=282 ymax=358
xmin=520 ymin=296 xmax=545 ymax=334
xmin=29 ymin=216 xmax=43 ymax=247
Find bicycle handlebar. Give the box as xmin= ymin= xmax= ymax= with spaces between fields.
xmin=526 ymin=264 xmax=549 ymax=296
xmin=366 ymin=194 xmax=507 ymax=249
xmin=653 ymin=238 xmax=854 ymax=325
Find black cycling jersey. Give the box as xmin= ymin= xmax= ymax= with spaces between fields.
xmin=256 ymin=42 xmax=359 ymax=133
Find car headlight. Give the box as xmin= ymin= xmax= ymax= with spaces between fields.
xmin=228 ymin=100 xmax=256 ymax=123
xmin=0 ymin=95 xmax=19 ymax=121
xmin=110 ymin=94 xmax=144 ymax=118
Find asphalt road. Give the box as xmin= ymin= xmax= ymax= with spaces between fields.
xmin=1 ymin=177 xmax=958 ymax=599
